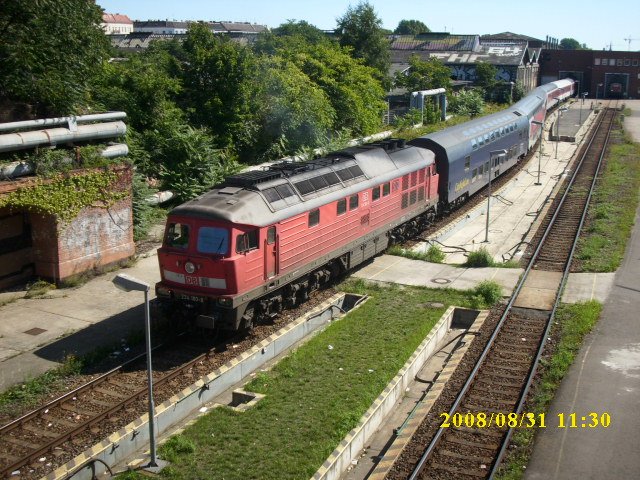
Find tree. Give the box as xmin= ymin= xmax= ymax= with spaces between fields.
xmin=395 ymin=55 xmax=452 ymax=93
xmin=257 ymin=33 xmax=386 ymax=137
xmin=448 ymin=89 xmax=484 ymax=117
xmin=336 ymin=2 xmax=390 ymax=79
xmin=474 ymin=62 xmax=498 ymax=89
xmin=272 ymin=20 xmax=328 ymax=44
xmin=394 ymin=20 xmax=430 ymax=35
xmin=0 ymin=0 xmax=110 ymax=116
xmin=560 ymin=38 xmax=583 ymax=50
xmin=252 ymin=57 xmax=336 ymax=161
xmin=181 ymin=23 xmax=258 ymax=154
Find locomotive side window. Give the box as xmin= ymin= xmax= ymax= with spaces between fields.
xmin=402 ymin=175 xmax=409 ymax=190
xmin=309 ymin=209 xmax=320 ymax=227
xmin=166 ymin=223 xmax=190 ymax=249
xmin=382 ymin=182 xmax=391 ymax=196
xmin=267 ymin=226 xmax=276 ymax=244
xmin=349 ymin=194 xmax=359 ymax=210
xmin=197 ymin=227 xmax=229 ymax=255
xmin=372 ymin=186 xmax=381 ymax=201
xmin=236 ymin=230 xmax=258 ymax=253
xmin=337 ymin=198 xmax=347 ymax=215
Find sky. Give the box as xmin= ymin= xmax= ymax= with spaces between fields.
xmin=97 ymin=0 xmax=639 ymax=52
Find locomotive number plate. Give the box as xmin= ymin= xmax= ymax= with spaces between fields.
xmin=179 ymin=293 xmax=205 ymax=303
xmin=185 ymin=275 xmax=199 ymax=286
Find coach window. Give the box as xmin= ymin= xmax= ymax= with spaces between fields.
xmin=236 ymin=229 xmax=258 ymax=253
xmin=382 ymin=182 xmax=391 ymax=196
xmin=309 ymin=209 xmax=320 ymax=227
xmin=472 ymin=168 xmax=478 ymax=182
xmin=464 ymin=155 xmax=471 ymax=172
xmin=484 ymin=162 xmax=489 ymax=174
xmin=372 ymin=186 xmax=381 ymax=201
xmin=267 ymin=226 xmax=276 ymax=245
xmin=349 ymin=194 xmax=359 ymax=210
xmin=337 ymin=198 xmax=347 ymax=215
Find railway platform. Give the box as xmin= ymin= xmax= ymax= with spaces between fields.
xmin=524 ymin=99 xmax=640 ymax=480
xmin=0 ymin=248 xmax=161 ymax=391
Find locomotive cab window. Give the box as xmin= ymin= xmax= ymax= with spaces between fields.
xmin=349 ymin=194 xmax=359 ymax=210
xmin=309 ymin=209 xmax=320 ymax=227
xmin=372 ymin=186 xmax=381 ymax=201
xmin=166 ymin=223 xmax=190 ymax=249
xmin=236 ymin=230 xmax=258 ymax=253
xmin=197 ymin=227 xmax=229 ymax=255
xmin=337 ymin=198 xmax=347 ymax=215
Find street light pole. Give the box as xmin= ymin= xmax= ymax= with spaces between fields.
xmin=112 ymin=273 xmax=165 ymax=472
xmin=531 ymin=120 xmax=544 ymax=185
xmin=485 ymin=149 xmax=507 ymax=243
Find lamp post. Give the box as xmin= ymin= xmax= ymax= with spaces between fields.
xmin=531 ymin=120 xmax=544 ymax=185
xmin=112 ymin=273 xmax=164 ymax=471
xmin=484 ymin=149 xmax=507 ymax=243
xmin=579 ymin=92 xmax=588 ymax=125
xmin=555 ymin=106 xmax=569 ymax=160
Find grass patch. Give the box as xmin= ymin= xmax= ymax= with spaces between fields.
xmin=0 ymin=329 xmax=144 ymax=417
xmin=387 ymin=244 xmax=446 ymax=263
xmin=148 ymin=281 xmax=492 ymax=480
xmin=576 ymin=129 xmax=640 ymax=272
xmin=495 ymin=300 xmax=602 ymax=479
xmin=0 ymin=355 xmax=82 ymax=416
xmin=470 ymin=280 xmax=504 ymax=309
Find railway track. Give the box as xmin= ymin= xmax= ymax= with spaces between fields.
xmin=393 ymin=104 xmax=617 ymax=480
xmin=0 ymin=288 xmax=338 ymax=479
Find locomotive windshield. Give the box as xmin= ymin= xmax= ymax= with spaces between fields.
xmin=197 ymin=226 xmax=229 ymax=255
xmin=165 ymin=222 xmax=190 ymax=249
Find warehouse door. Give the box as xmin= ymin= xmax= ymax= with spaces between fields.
xmin=0 ymin=212 xmax=34 ymax=289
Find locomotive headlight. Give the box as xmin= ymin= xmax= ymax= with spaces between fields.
xmin=184 ymin=261 xmax=196 ymax=274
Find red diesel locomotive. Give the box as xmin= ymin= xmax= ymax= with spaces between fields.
xmin=156 ymin=139 xmax=439 ymax=330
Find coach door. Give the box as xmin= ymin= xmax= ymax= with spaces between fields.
xmin=264 ymin=226 xmax=277 ymax=279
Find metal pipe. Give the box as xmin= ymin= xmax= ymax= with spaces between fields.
xmin=0 ymin=122 xmax=127 ymax=153
xmin=100 ymin=143 xmax=129 ymax=158
xmin=0 ymin=112 xmax=127 ymax=133
xmin=0 ymin=144 xmax=128 ymax=179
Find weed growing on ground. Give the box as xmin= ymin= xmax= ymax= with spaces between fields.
xmin=464 ymin=247 xmax=495 ymax=267
xmin=24 ymin=280 xmax=56 ymax=298
xmin=387 ymin=244 xmax=446 ymax=263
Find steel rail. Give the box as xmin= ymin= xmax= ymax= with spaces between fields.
xmin=0 ymin=330 xmax=218 ymax=478
xmin=408 ymin=105 xmax=615 ymax=480
xmin=489 ymin=104 xmax=617 ymax=478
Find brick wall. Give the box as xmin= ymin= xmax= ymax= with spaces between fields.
xmin=0 ymin=165 xmax=136 ymax=286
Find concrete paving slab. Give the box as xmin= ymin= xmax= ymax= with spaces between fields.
xmin=562 ymin=272 xmax=616 ymax=304
xmin=622 ymin=99 xmax=640 ymax=142
xmin=0 ymin=250 xmax=161 ymax=391
xmin=513 ymin=270 xmax=562 ymax=310
xmin=353 ymin=255 xmax=523 ymax=296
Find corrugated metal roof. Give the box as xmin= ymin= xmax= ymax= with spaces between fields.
xmin=390 ymin=34 xmax=479 ymax=52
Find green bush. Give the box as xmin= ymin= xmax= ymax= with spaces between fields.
xmin=464 ymin=247 xmax=495 ymax=267
xmin=473 ymin=280 xmax=503 ymax=306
